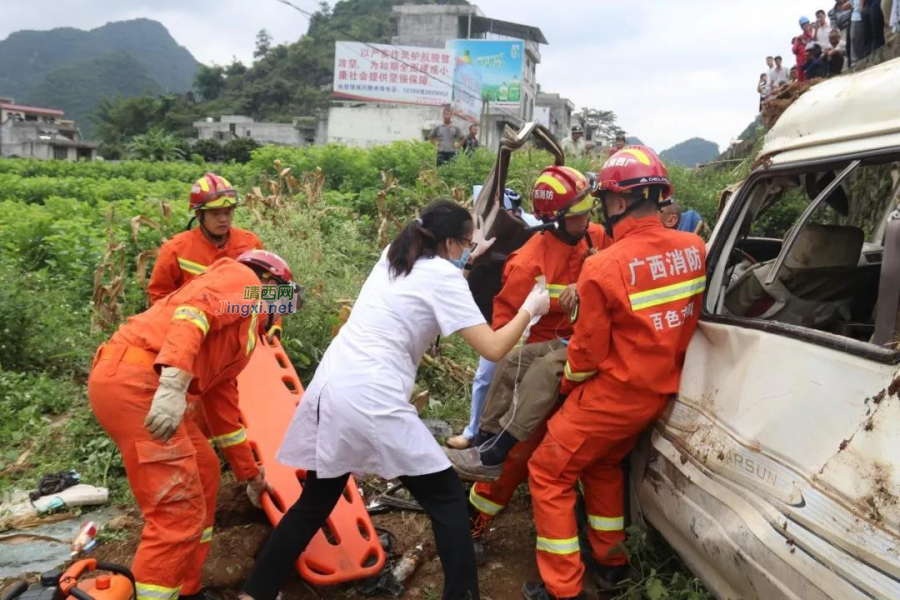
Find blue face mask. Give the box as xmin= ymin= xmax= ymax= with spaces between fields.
xmin=449 ymin=247 xmax=472 ymax=270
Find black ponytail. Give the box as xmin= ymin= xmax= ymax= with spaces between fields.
xmin=387 ymin=199 xmax=473 ymax=278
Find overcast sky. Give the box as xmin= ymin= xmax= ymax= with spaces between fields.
xmin=2 ymin=0 xmax=823 ymax=151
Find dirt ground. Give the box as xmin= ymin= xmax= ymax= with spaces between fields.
xmin=2 ymin=480 xmax=606 ymax=600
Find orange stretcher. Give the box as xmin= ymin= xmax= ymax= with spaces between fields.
xmin=235 ymin=335 xmax=385 ymax=585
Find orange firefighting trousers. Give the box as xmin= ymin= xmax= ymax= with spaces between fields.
xmin=89 ymin=346 xmax=220 ymax=600
xmin=527 ymin=387 xmax=667 ymax=598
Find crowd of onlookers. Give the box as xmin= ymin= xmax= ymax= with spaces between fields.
xmin=759 ymin=1 xmax=899 ymax=109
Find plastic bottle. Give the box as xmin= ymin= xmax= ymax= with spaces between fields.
xmin=391 ymin=544 xmax=425 ymax=584
xmin=70 ymin=521 xmax=99 ymax=557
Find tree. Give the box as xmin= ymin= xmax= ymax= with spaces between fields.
xmin=128 ymin=127 xmax=186 ymax=161
xmin=254 ymin=29 xmax=273 ymax=59
xmin=194 ymin=64 xmax=226 ymax=101
xmin=92 ymin=94 xmax=203 ymax=150
xmin=574 ymin=108 xmax=625 ymax=145
xmin=223 ymin=138 xmax=260 ymax=164
xmin=192 ymin=138 xmax=225 ymax=162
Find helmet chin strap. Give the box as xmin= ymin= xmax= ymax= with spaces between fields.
xmin=550 ymin=222 xmax=587 ymax=246
xmin=601 ymin=188 xmax=661 ymax=238
xmin=197 ymin=211 xmax=229 ymax=247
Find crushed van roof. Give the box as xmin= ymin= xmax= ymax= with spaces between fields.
xmin=760 ymin=56 xmax=900 ymax=163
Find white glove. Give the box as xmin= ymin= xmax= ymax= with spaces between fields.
xmin=520 ymin=282 xmax=551 ymax=319
xmin=469 ymin=213 xmax=496 ymax=261
xmin=144 ymin=367 xmax=191 ymax=441
xmin=246 ymin=466 xmax=274 ymax=509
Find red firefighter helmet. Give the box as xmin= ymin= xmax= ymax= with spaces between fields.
xmin=189 ymin=172 xmax=239 ymax=211
xmin=531 ymin=166 xmax=595 ymax=221
xmin=596 ymin=146 xmax=672 ymax=201
xmin=237 ymin=250 xmax=293 ymax=285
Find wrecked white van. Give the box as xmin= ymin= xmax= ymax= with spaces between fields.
xmin=637 ymin=57 xmax=900 ymax=598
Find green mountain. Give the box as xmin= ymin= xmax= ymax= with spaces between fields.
xmin=660 ymin=137 xmax=720 ymax=167
xmin=25 ymin=54 xmax=164 ymax=137
xmin=0 ymin=19 xmax=198 ymax=136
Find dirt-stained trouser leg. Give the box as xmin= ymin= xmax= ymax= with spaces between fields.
xmin=89 ymin=359 xmax=206 ymax=600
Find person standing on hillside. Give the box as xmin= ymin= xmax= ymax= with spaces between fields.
xmin=862 ymin=0 xmax=886 ymax=56
xmin=768 ymin=56 xmax=790 ymax=96
xmin=813 ymin=10 xmax=834 ymax=47
xmin=793 ymin=17 xmax=814 ymax=82
xmin=89 ymin=250 xmax=295 ymax=600
xmin=763 ymin=56 xmax=775 ymax=96
xmin=430 ymin=107 xmax=464 ymax=166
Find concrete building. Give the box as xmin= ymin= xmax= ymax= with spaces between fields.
xmin=535 ymin=88 xmax=575 ymax=143
xmin=325 ymin=4 xmax=547 ymax=151
xmin=0 ymin=101 xmax=98 ymax=161
xmin=325 ymin=105 xmax=438 ymax=148
xmin=390 ymin=4 xmax=547 ymax=150
xmin=193 ymin=115 xmax=316 ymax=147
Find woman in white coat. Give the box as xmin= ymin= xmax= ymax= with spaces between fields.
xmin=240 ymin=199 xmax=550 ymax=600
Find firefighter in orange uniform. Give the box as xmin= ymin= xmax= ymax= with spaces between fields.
xmin=147 ymin=173 xmax=284 ymax=339
xmin=522 ymin=147 xmax=706 ymax=600
xmin=444 ymin=166 xmax=611 ymax=549
xmin=149 ymin=172 xmax=284 ymax=440
xmin=89 ymin=250 xmax=297 ymax=600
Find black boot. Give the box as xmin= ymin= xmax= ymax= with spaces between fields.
xmin=589 ymin=564 xmax=629 ymax=590
xmin=521 ymin=581 xmax=588 ymax=600
xmin=479 ymin=430 xmax=518 ymax=466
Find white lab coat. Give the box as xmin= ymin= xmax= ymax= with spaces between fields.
xmin=277 ymin=247 xmax=486 ymax=479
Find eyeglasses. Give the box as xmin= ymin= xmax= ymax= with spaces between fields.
xmin=457 ymin=237 xmax=478 ymax=252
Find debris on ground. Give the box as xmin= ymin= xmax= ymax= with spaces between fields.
xmin=1 ymin=479 xmax=544 ymax=599
xmin=365 ymin=481 xmax=423 ymax=515
xmin=0 ymin=484 xmax=109 ymax=533
xmin=29 ymin=470 xmax=82 ymax=502
xmin=421 ymin=419 xmax=452 ymax=438
xmin=0 ymin=507 xmax=121 ymax=578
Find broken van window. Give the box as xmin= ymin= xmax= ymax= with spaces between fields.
xmin=715 ymin=155 xmax=900 ymax=348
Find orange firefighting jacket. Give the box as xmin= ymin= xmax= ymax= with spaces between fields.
xmin=561 ymin=215 xmax=706 ymax=398
xmin=492 ymin=222 xmax=611 ymax=343
xmin=110 ymin=258 xmax=263 ymax=480
xmin=148 ymin=226 xmax=263 ymax=304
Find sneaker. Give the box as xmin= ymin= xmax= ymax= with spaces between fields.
xmin=589 ymin=564 xmax=629 ymax=590
xmin=520 ymin=581 xmax=588 ymax=600
xmin=445 ymin=447 xmax=502 ymax=482
xmin=446 ymin=434 xmax=472 ymax=450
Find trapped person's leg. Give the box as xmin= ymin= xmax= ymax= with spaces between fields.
xmin=241 ymin=471 xmax=350 ymax=600
xmin=400 ymin=469 xmax=480 ymax=600
xmin=458 ymin=357 xmax=497 ymax=442
xmin=497 ymin=346 xmax=567 ymax=442
xmin=478 ymin=340 xmax=563 ymax=436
